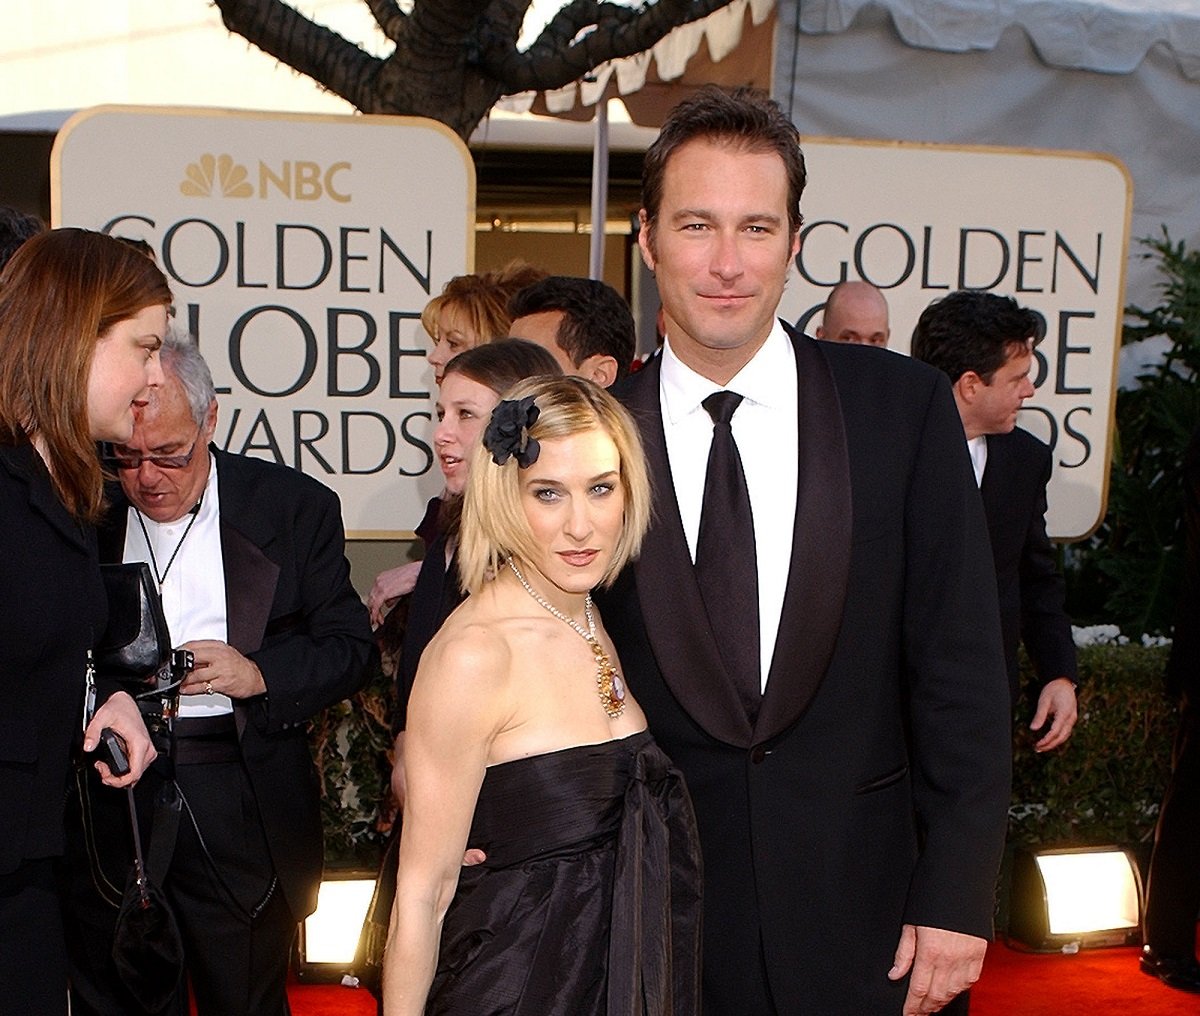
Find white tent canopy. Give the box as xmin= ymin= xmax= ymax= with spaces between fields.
xmin=775 ymin=0 xmax=1200 ymax=308
xmin=798 ymin=0 xmax=1200 ymax=78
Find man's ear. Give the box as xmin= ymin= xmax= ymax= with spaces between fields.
xmin=202 ymin=399 xmax=219 ymax=443
xmin=955 ymin=371 xmax=984 ymax=404
xmin=636 ymin=209 xmax=656 ymax=271
xmin=577 ymin=354 xmax=619 ymax=389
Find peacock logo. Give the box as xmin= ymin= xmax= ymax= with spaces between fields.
xmin=180 ymin=154 xmax=254 ymax=198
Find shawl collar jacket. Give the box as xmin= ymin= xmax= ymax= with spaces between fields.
xmin=599 ymin=326 xmax=1013 ymax=1013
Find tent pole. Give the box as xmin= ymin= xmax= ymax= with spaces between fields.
xmin=589 ymin=98 xmax=609 ymax=281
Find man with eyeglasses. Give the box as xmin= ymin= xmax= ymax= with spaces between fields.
xmin=61 ymin=330 xmax=373 ymax=1016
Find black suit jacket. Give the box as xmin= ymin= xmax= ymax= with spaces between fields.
xmin=99 ymin=448 xmax=373 ymax=919
xmin=0 ymin=442 xmax=107 ymax=875
xmin=979 ymin=428 xmax=1078 ymax=702
xmin=600 ymin=328 xmax=1012 ymax=1013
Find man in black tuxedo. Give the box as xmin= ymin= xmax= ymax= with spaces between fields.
xmin=62 ymin=332 xmax=373 ymax=1015
xmin=1140 ymin=424 xmax=1200 ymax=991
xmin=911 ymin=290 xmax=1079 ymax=750
xmin=599 ymin=87 xmax=1011 ymax=1015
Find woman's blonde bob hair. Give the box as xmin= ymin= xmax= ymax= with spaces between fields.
xmin=458 ymin=376 xmax=652 ymax=595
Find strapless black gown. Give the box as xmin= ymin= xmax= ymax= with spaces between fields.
xmin=425 ymin=730 xmax=702 ymax=1016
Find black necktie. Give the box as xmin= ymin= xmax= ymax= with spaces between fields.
xmin=695 ymin=390 xmax=761 ymax=721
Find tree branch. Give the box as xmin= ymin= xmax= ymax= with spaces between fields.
xmin=364 ymin=0 xmax=407 ymax=44
xmin=481 ymin=0 xmax=738 ymax=93
xmin=213 ymin=0 xmax=386 ymax=110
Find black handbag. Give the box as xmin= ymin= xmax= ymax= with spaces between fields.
xmin=72 ymin=568 xmax=187 ymax=1012
xmin=95 ymin=562 xmax=171 ymax=682
xmin=94 ymin=562 xmax=185 ymax=758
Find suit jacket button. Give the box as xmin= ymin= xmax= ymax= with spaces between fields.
xmin=750 ymin=745 xmax=766 ymax=765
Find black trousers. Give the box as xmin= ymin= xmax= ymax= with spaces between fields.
xmin=169 ymin=757 xmax=296 ymax=1016
xmin=1143 ymin=702 xmax=1200 ymax=957
xmin=63 ymin=747 xmax=297 ymax=1016
xmin=1 ymin=859 xmax=69 ymax=1016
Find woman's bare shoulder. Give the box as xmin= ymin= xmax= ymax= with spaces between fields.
xmin=427 ymin=614 xmax=510 ymax=670
xmin=413 ymin=608 xmax=518 ymax=710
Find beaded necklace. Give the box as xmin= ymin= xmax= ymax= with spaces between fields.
xmin=508 ymin=559 xmax=625 ymax=718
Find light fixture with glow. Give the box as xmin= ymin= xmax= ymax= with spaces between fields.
xmin=296 ymin=873 xmax=377 ymax=982
xmin=1008 ymin=846 xmax=1143 ymax=953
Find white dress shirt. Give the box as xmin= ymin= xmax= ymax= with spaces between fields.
xmin=123 ymin=456 xmax=232 ymax=717
xmin=967 ymin=434 xmax=989 ymax=488
xmin=659 ymin=321 xmax=800 ymax=692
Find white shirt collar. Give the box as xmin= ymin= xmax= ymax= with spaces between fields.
xmin=660 ymin=319 xmax=793 ymax=425
xmin=966 ymin=434 xmax=988 ymax=488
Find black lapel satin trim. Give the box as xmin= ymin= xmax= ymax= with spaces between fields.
xmin=213 ymin=451 xmax=280 ymax=656
xmin=979 ymin=433 xmax=1003 ymax=530
xmin=626 ymin=355 xmax=755 ymax=748
xmin=220 ymin=520 xmax=278 ymax=656
xmin=752 ymin=328 xmax=853 ymax=743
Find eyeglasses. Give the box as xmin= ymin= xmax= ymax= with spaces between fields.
xmin=104 ymin=429 xmax=203 ymax=470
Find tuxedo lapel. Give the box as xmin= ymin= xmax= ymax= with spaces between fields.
xmin=753 ymin=331 xmax=852 ymax=741
xmin=214 ymin=451 xmax=279 ymax=656
xmin=627 ymin=356 xmax=755 ymax=747
xmin=978 ymin=433 xmax=1006 ymax=532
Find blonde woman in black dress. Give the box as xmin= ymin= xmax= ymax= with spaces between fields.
xmin=384 ymin=376 xmax=701 ymax=1016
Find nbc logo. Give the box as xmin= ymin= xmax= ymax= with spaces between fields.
xmin=179 ymin=154 xmax=351 ymax=202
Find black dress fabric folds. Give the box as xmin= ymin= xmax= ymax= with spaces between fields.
xmin=425 ymin=730 xmax=702 ymax=1016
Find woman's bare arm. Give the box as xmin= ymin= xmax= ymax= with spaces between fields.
xmin=382 ymin=625 xmax=512 ymax=1015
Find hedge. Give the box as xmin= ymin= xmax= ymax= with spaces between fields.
xmin=1009 ymin=643 xmax=1176 ymax=851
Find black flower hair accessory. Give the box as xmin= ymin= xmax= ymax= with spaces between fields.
xmin=484 ymin=396 xmax=541 ymax=468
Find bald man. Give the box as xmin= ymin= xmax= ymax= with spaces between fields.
xmin=816 ymin=280 xmax=890 ymax=347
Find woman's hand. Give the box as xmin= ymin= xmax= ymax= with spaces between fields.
xmin=83 ymin=691 xmax=157 ymax=788
xmin=369 ymin=561 xmax=422 ymax=627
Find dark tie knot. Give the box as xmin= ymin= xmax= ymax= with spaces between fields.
xmin=702 ymin=390 xmax=743 ymax=426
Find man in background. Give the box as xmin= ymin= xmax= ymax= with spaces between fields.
xmin=815 ymin=278 xmax=890 ymax=347
xmin=508 ymin=275 xmax=636 ymax=387
xmin=911 ymin=290 xmax=1078 ymax=750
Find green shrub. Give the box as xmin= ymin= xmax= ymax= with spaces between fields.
xmin=1009 ymin=643 xmax=1176 ymax=849
xmin=1066 ymin=230 xmax=1200 ymax=635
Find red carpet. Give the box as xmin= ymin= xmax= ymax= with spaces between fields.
xmin=973 ymin=940 xmax=1198 ymax=1015
xmin=287 ymin=979 xmax=376 ymax=1016
xmin=284 ymin=938 xmax=1200 ymax=1014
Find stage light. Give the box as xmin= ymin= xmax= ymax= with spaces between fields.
xmin=1008 ymin=846 xmax=1143 ymax=952
xmin=296 ymin=873 xmax=377 ymax=981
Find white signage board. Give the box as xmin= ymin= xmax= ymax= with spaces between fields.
xmin=53 ymin=106 xmax=475 ymax=538
xmin=777 ymin=138 xmax=1131 ymax=541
